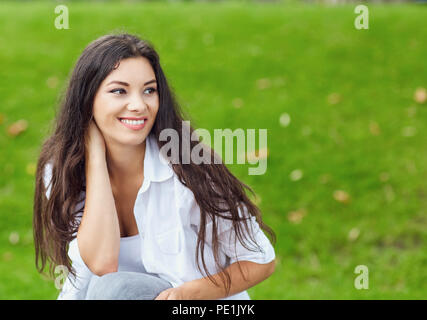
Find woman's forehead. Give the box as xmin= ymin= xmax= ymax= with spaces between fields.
xmin=104 ymin=57 xmax=156 ymax=85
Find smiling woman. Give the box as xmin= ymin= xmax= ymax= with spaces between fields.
xmin=33 ymin=33 xmax=276 ymax=300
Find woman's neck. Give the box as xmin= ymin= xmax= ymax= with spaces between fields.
xmin=105 ymin=140 xmax=146 ymax=185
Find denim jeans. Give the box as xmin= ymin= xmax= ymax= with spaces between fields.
xmin=85 ymin=271 xmax=173 ymax=300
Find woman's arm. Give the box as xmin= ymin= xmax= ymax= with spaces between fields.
xmin=77 ymin=120 xmax=120 ymax=276
xmin=186 ymin=259 xmax=276 ymax=299
xmin=156 ymin=259 xmax=276 ymax=300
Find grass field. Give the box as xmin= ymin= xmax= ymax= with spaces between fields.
xmin=0 ymin=1 xmax=426 ymax=299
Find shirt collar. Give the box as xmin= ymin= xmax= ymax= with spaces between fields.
xmin=144 ymin=132 xmax=174 ymax=183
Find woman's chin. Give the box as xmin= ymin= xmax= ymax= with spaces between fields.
xmin=118 ymin=136 xmax=147 ymax=146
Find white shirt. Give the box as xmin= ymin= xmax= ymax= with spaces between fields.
xmin=43 ymin=132 xmax=276 ymax=300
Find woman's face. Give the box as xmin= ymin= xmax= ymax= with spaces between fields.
xmin=92 ymin=56 xmax=159 ymax=147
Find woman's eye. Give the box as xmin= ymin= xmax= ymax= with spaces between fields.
xmin=110 ymin=88 xmax=126 ymax=95
xmin=144 ymin=87 xmax=157 ymax=95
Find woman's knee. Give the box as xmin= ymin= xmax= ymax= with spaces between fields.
xmin=85 ymin=272 xmax=172 ymax=300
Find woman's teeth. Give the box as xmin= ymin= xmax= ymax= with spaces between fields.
xmin=120 ymin=119 xmax=145 ymax=125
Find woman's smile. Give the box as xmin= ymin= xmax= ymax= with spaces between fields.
xmin=118 ymin=117 xmax=147 ymax=131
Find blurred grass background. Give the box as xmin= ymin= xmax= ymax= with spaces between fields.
xmin=0 ymin=1 xmax=426 ymax=299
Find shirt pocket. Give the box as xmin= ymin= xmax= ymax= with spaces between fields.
xmin=154 ymin=226 xmax=183 ymax=255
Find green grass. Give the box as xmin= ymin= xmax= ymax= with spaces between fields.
xmin=0 ymin=1 xmax=426 ymax=299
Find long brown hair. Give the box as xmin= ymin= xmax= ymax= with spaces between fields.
xmin=33 ymin=32 xmax=276 ymax=295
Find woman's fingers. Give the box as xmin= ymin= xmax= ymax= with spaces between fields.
xmin=154 ymin=288 xmax=171 ymax=300
xmin=85 ymin=119 xmax=106 ymax=160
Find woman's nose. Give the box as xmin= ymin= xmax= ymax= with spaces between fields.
xmin=126 ymin=93 xmax=148 ymax=112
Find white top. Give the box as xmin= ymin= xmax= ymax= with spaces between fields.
xmin=43 ymin=132 xmax=275 ymax=300
xmin=118 ymin=234 xmax=147 ymax=273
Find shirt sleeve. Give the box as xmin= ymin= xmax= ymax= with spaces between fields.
xmin=42 ymin=163 xmax=94 ymax=298
xmin=189 ymin=194 xmax=276 ymax=266
xmin=216 ymin=205 xmax=276 ymax=265
xmin=56 ymin=236 xmax=95 ymax=299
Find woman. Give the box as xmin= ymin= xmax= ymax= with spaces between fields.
xmin=33 ymin=33 xmax=276 ymax=300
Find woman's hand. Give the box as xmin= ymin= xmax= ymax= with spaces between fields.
xmin=154 ymin=286 xmax=191 ymax=300
xmin=84 ymin=119 xmax=106 ymax=161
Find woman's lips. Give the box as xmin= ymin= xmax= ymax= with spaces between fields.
xmin=118 ymin=118 xmax=146 ymax=131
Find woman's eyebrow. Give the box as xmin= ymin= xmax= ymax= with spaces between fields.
xmin=106 ymin=79 xmax=156 ymax=86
